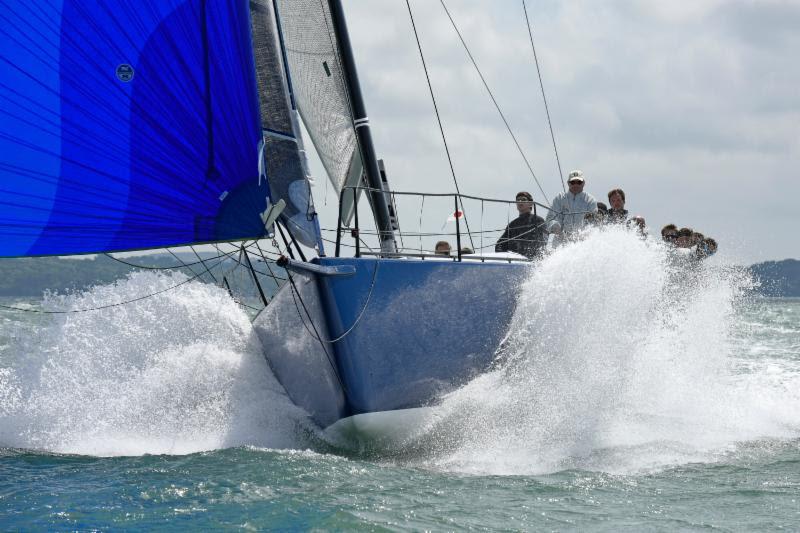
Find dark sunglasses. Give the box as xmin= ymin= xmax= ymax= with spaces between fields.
xmin=664 ymin=234 xmax=678 ymax=239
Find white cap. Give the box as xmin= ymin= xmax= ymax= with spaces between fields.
xmin=567 ymin=169 xmax=585 ymax=183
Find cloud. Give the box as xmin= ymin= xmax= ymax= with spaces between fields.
xmin=307 ymin=0 xmax=799 ymax=263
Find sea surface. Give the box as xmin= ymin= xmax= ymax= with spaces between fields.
xmin=1 ymin=231 xmax=799 ymax=531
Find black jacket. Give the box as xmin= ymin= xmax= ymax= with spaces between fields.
xmin=606 ymin=208 xmax=628 ymax=224
xmin=495 ymin=212 xmax=547 ymax=259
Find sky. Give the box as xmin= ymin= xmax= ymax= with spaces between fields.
xmin=306 ymin=0 xmax=800 ymax=264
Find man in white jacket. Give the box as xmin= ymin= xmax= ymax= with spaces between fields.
xmin=545 ymin=169 xmax=598 ymax=246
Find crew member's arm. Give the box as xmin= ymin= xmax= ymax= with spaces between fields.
xmin=495 ymin=225 xmax=510 ymax=252
xmin=545 ymin=196 xmax=562 ymax=234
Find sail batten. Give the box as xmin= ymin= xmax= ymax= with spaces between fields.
xmin=0 ymin=0 xmax=306 ymax=257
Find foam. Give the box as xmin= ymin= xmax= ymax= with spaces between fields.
xmin=0 ymin=271 xmax=309 ymax=456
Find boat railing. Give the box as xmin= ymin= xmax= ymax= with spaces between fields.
xmin=356 ymin=251 xmax=533 ymax=264
xmin=335 ymin=185 xmax=551 ymax=262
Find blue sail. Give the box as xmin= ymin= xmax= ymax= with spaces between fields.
xmin=0 ymin=0 xmax=291 ymax=257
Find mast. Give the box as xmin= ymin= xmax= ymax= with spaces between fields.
xmin=327 ymin=0 xmax=397 ymax=253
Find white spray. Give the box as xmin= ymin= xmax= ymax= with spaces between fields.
xmin=422 ymin=227 xmax=800 ymax=475
xmin=0 ymin=271 xmax=308 ymax=456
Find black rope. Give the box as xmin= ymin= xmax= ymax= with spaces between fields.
xmin=439 ymin=0 xmax=551 ymax=207
xmin=522 ymin=0 xmax=565 ymax=194
xmin=405 ymin=0 xmax=475 ymax=250
xmin=255 ymin=241 xmax=285 ymax=290
xmin=191 ymin=245 xmax=218 ymax=283
xmin=0 ymin=246 xmax=281 ymax=315
xmin=280 ymin=222 xmax=308 ymax=262
xmin=262 ymin=234 xmax=348 ymax=394
xmin=285 ymin=272 xmax=348 ymax=394
xmin=104 ymin=250 xmax=232 ymax=270
xmin=166 ymin=247 xmax=199 ymax=277
xmin=276 ymin=223 xmax=295 ymax=260
xmin=241 ymin=243 xmax=268 ymax=306
xmin=0 ymin=263 xmax=221 ymax=315
xmin=288 ymin=259 xmax=380 ymax=344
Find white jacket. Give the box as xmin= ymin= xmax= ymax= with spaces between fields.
xmin=545 ymin=190 xmax=597 ymax=245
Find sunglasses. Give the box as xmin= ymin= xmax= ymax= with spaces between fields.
xmin=664 ymin=234 xmax=678 ymax=239
xmin=516 ymin=198 xmax=532 ymax=202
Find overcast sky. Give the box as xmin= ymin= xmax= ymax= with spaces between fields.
xmin=308 ymin=0 xmax=799 ymax=264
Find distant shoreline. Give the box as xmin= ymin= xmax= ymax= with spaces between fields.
xmin=748 ymin=259 xmax=800 ymax=298
xmin=0 ymin=255 xmax=797 ymax=298
xmin=0 ymin=253 xmax=284 ymax=299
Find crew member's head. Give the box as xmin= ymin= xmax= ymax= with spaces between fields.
xmin=567 ymin=170 xmax=585 ymax=193
xmin=627 ymin=215 xmax=646 ymax=237
xmin=661 ymin=224 xmax=678 ymax=243
xmin=515 ymin=191 xmax=533 ymax=214
xmin=607 ymin=188 xmax=625 ymax=211
xmin=676 ymin=227 xmax=693 ymax=248
xmin=434 ymin=240 xmax=451 ymax=256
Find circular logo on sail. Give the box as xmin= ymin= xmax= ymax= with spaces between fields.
xmin=116 ymin=64 xmax=134 ymax=82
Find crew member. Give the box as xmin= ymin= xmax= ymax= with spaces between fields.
xmin=606 ymin=188 xmax=628 ymax=224
xmin=496 ymin=191 xmax=547 ymax=259
xmin=545 ymin=169 xmax=597 ymax=246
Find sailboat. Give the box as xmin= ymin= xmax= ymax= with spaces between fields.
xmin=0 ymin=0 xmax=535 ymax=440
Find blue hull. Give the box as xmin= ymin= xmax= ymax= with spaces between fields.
xmin=254 ymin=257 xmax=530 ymax=427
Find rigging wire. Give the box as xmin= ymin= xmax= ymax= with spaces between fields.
xmin=104 ymin=251 xmax=230 ymax=270
xmin=288 ymin=258 xmax=380 ymax=345
xmin=0 ymin=245 xmax=286 ymax=315
xmin=522 ymin=0 xmax=566 ymax=194
xmin=439 ymin=0 xmax=551 ymax=207
xmin=166 ymin=247 xmax=203 ymax=281
xmin=405 ymin=0 xmax=475 ymax=250
xmin=190 ymin=245 xmax=218 ymax=284
xmin=0 ymin=257 xmax=226 ymax=315
xmin=256 ymin=235 xmax=349 ymax=394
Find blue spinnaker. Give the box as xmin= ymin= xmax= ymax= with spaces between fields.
xmin=0 ymin=0 xmax=285 ymax=256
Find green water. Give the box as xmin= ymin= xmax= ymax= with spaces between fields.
xmin=1 ymin=264 xmax=799 ymax=530
xmin=2 ymin=442 xmax=799 ymax=530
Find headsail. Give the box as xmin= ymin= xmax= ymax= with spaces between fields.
xmin=250 ymin=0 xmax=322 ymax=249
xmin=274 ymin=0 xmax=364 ymax=223
xmin=0 ymin=0 xmax=312 ymax=257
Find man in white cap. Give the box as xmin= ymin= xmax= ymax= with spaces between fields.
xmin=545 ymin=169 xmax=597 ymax=246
